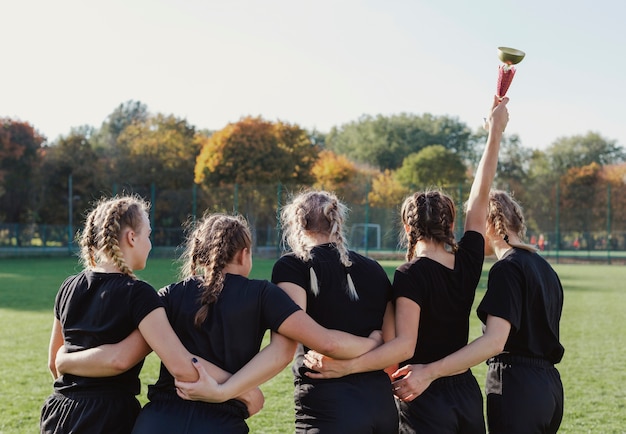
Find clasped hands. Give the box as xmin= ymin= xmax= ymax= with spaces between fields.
xmin=303 ymin=350 xmax=434 ymax=402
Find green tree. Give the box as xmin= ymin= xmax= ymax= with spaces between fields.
xmin=326 ymin=113 xmax=474 ymax=171
xmin=94 ymin=100 xmax=149 ymax=150
xmin=35 ymin=130 xmax=107 ymax=225
xmin=395 ymin=145 xmax=467 ymax=189
xmin=546 ymin=131 xmax=625 ymax=175
xmin=115 ymin=113 xmax=203 ymax=229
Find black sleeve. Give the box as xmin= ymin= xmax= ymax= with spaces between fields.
xmin=271 ymin=255 xmax=309 ymax=291
xmin=477 ymin=261 xmax=522 ymax=331
xmin=128 ymin=281 xmax=165 ymax=328
xmin=259 ymin=281 xmax=302 ymax=331
xmin=392 ymin=266 xmax=423 ymax=307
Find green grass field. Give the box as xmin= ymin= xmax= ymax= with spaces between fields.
xmin=1 ymin=256 xmax=624 ymax=433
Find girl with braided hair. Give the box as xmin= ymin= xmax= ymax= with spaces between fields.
xmin=304 ymin=96 xmax=510 ymax=434
xmin=55 ymin=212 xmax=381 ymax=433
xmin=395 ymin=190 xmax=564 ymax=434
xmin=271 ymin=189 xmax=399 ymax=433
xmin=41 ymin=195 xmax=209 ymax=434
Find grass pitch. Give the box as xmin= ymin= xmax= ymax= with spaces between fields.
xmin=0 ymin=256 xmax=624 ymax=433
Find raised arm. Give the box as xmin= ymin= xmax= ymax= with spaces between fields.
xmin=464 ymin=96 xmax=509 ymax=234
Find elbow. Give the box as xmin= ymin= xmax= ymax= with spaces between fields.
xmin=318 ymin=337 xmax=341 ymax=358
xmin=397 ymin=343 xmax=414 ymax=363
xmin=486 ymin=337 xmax=507 ymax=358
xmin=396 ymin=336 xmax=416 ymax=362
xmin=109 ymin=354 xmax=135 ymax=375
xmin=48 ymin=360 xmax=57 ymax=377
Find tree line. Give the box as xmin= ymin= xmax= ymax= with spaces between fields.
xmin=1 ymin=100 xmax=625 ymax=248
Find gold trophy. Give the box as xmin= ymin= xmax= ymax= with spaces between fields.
xmin=496 ymin=47 xmax=525 ymax=99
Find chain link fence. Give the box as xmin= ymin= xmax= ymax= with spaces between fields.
xmin=1 ymin=182 xmax=625 ymax=263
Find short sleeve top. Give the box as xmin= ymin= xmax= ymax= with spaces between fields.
xmin=392 ymin=231 xmax=484 ymax=364
xmin=477 ymin=248 xmax=565 ymax=363
xmin=148 ymin=274 xmax=301 ymax=398
xmin=272 ymin=244 xmax=392 ymax=378
xmin=53 ymin=270 xmax=163 ymax=395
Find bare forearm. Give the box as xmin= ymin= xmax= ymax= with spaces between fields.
xmin=431 ymin=338 xmax=499 ymax=381
xmin=214 ymin=339 xmax=294 ymax=401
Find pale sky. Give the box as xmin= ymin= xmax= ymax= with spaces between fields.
xmin=3 ymin=0 xmax=625 ymax=150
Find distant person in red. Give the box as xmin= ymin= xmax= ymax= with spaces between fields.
xmin=538 ymin=234 xmax=545 ymax=251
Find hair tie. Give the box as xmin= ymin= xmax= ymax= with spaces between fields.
xmin=504 ymin=234 xmax=510 ymax=244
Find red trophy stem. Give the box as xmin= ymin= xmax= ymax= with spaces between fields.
xmin=496 ymin=64 xmax=516 ymax=98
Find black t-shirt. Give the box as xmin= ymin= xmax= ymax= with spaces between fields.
xmin=148 ymin=274 xmax=301 ymax=399
xmin=271 ymin=244 xmax=392 ymax=378
xmin=477 ymin=248 xmax=565 ymax=364
xmin=53 ymin=271 xmax=163 ymax=395
xmin=392 ymin=231 xmax=484 ymax=365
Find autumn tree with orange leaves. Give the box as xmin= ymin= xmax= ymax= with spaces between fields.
xmin=195 ymin=116 xmax=318 ymax=186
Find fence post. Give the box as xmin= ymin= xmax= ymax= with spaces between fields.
xmin=607 ymin=183 xmax=612 ymax=264
xmin=68 ymin=174 xmax=73 ymax=253
xmin=150 ymin=182 xmax=156 ymax=234
xmin=365 ymin=181 xmax=370 ymax=256
xmin=555 ymin=183 xmax=560 ymax=264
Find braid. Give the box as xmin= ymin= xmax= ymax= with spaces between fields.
xmin=401 ymin=190 xmax=457 ymax=257
xmin=78 ymin=195 xmax=150 ymax=279
xmin=189 ymin=214 xmax=252 ymax=328
xmin=80 ymin=208 xmax=99 ymax=268
xmin=400 ymin=194 xmax=420 ymax=261
xmin=439 ymin=194 xmax=458 ymax=253
xmin=488 ymin=190 xmax=528 ymax=242
xmin=323 ymin=198 xmax=357 ymax=300
xmin=102 ymin=200 xmax=135 ymax=278
xmin=281 ymin=190 xmax=356 ymax=300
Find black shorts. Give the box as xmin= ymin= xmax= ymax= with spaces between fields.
xmin=294 ymin=371 xmax=398 ymax=434
xmin=486 ymin=354 xmax=563 ymax=434
xmin=396 ymin=369 xmax=485 ymax=434
xmin=40 ymin=391 xmax=141 ymax=434
xmin=131 ymin=394 xmax=249 ymax=434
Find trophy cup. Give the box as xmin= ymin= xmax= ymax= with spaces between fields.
xmin=496 ymin=47 xmax=525 ymax=99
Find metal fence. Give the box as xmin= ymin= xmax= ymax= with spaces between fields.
xmin=1 ymin=181 xmax=625 ymax=263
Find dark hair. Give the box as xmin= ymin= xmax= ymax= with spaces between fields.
xmin=180 ymin=214 xmax=252 ymax=327
xmin=400 ymin=190 xmax=457 ymax=261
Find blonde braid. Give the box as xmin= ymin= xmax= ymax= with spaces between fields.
xmin=102 ymin=200 xmax=135 ymax=278
xmin=78 ymin=195 xmax=149 ymax=279
xmin=323 ymin=198 xmax=357 ymax=300
xmin=80 ymin=208 xmax=99 ymax=268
